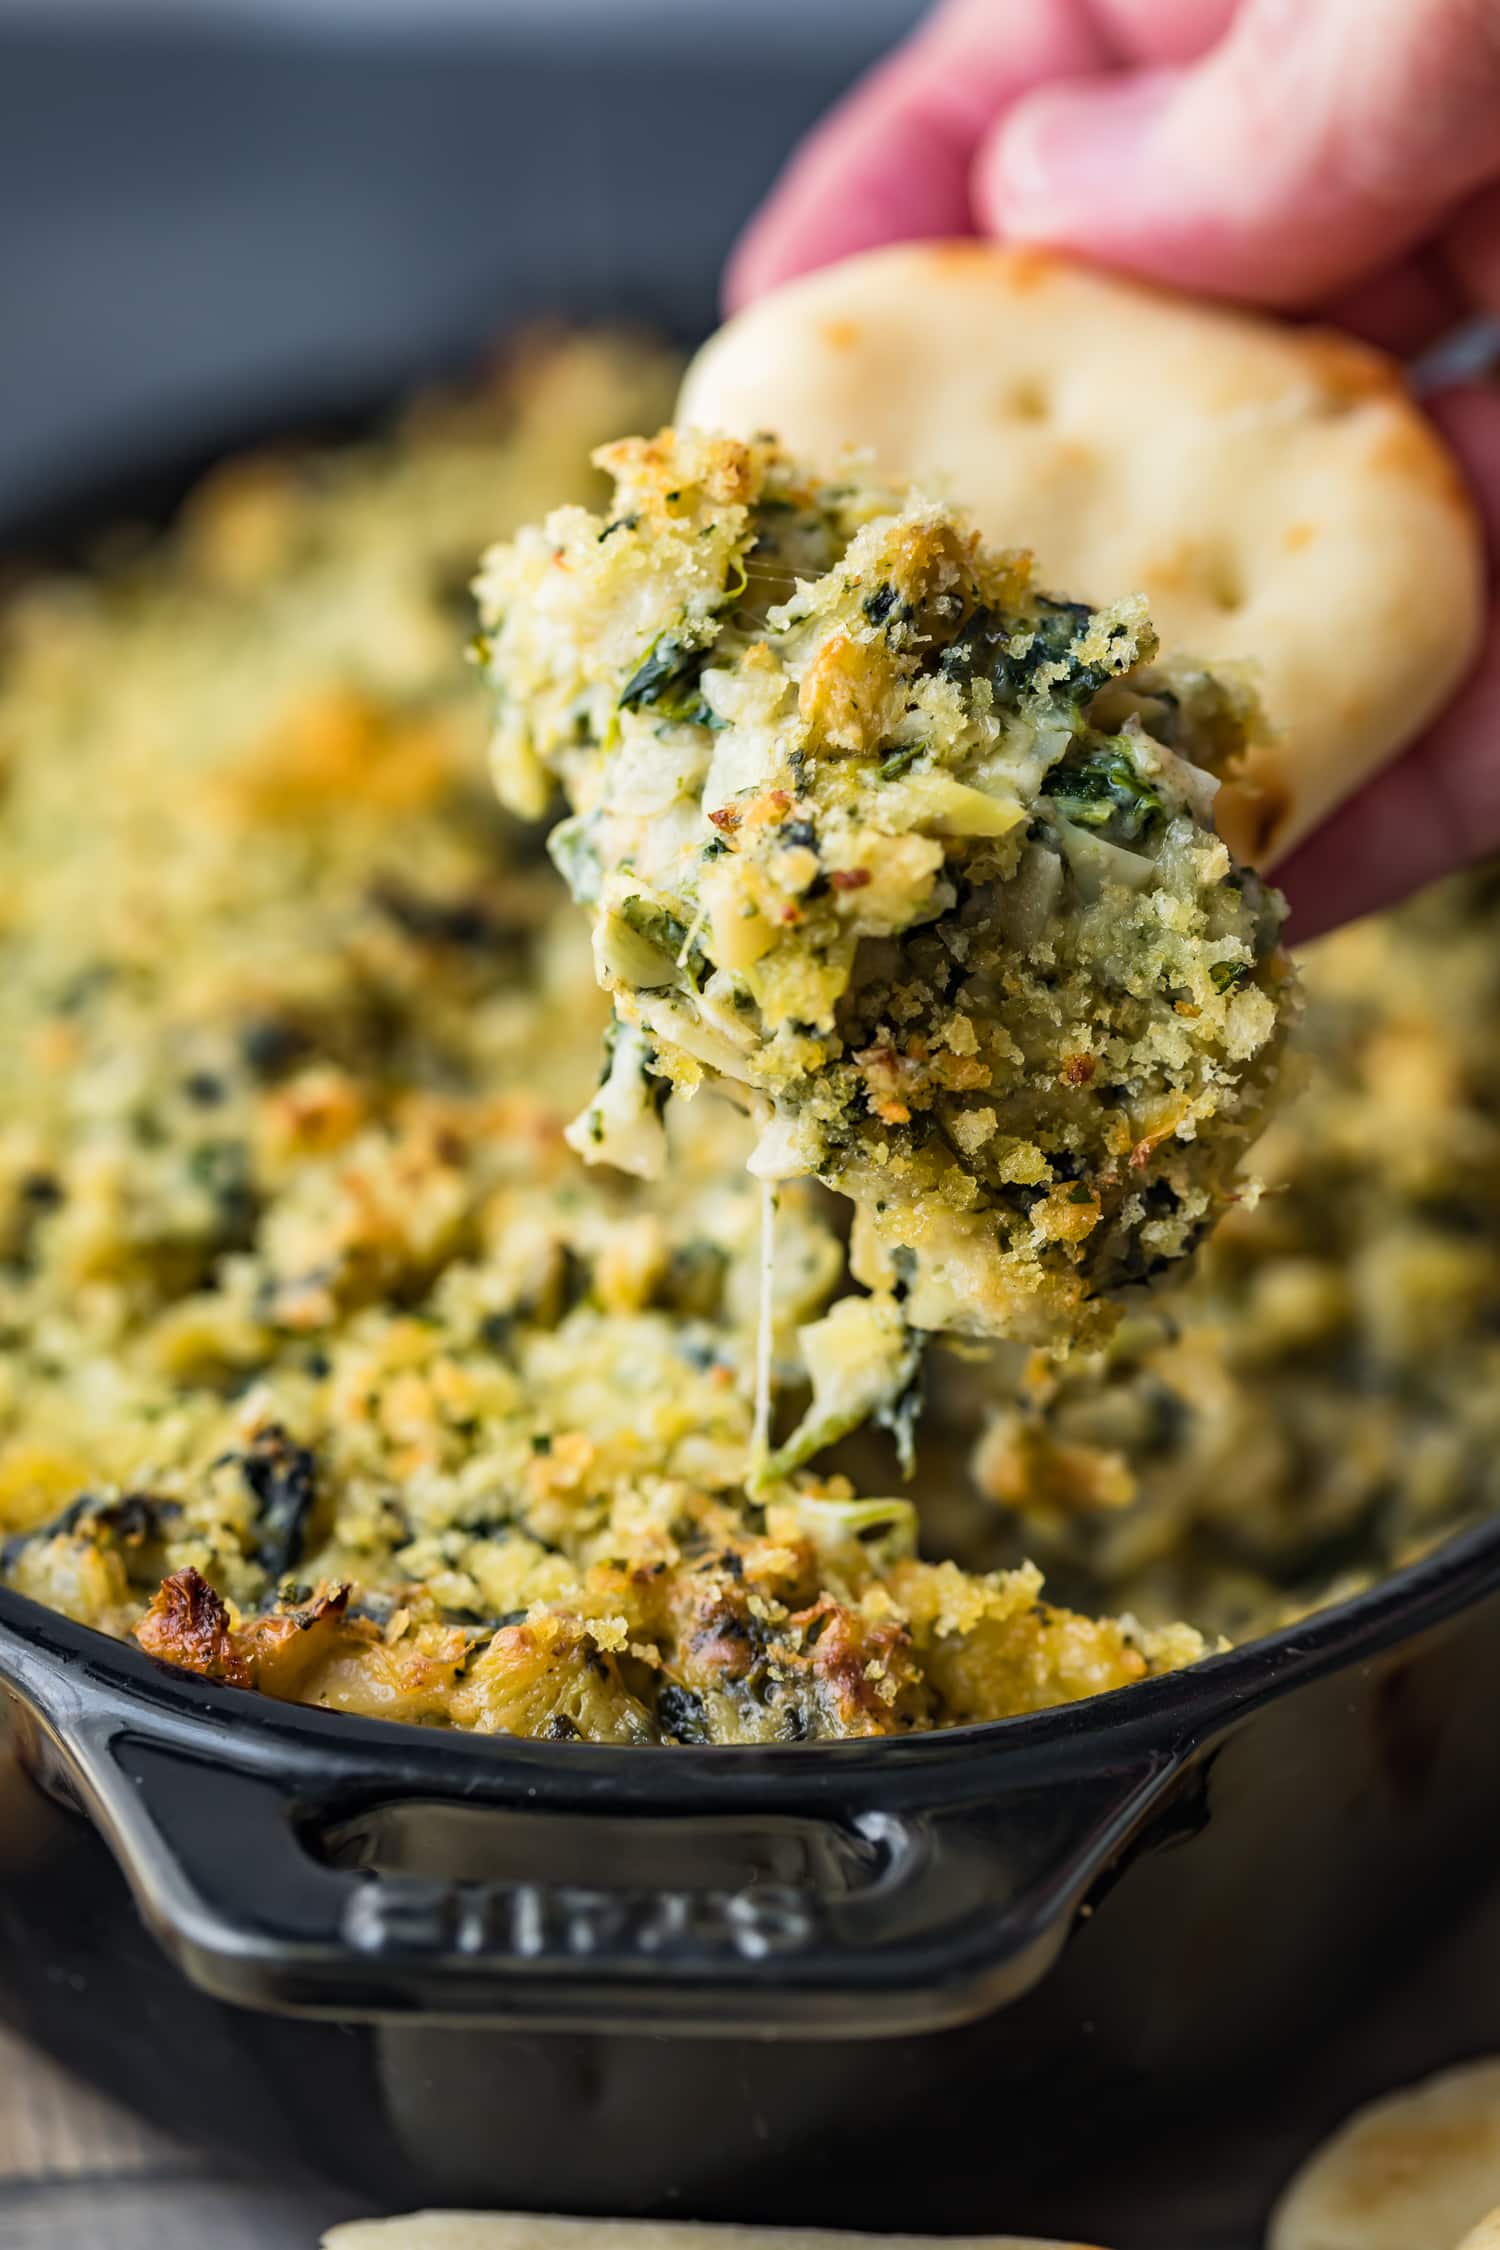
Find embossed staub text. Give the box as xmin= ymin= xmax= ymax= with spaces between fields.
xmin=342 ymin=1875 xmax=817 ymax=1965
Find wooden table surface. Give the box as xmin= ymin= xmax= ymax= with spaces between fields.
xmin=0 ymin=2022 xmax=353 ymax=2250
xmin=5 ymin=1873 xmax=1500 ymax=2250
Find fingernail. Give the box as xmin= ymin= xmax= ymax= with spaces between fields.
xmin=985 ymin=68 xmax=1183 ymax=231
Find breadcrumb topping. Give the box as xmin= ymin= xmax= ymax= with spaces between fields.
xmin=0 ymin=351 xmax=1479 ymax=1742
xmin=476 ymin=429 xmax=1294 ymax=1354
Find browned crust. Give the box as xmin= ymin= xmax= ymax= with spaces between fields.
xmin=135 ymin=1566 xmax=252 ymax=1687
xmin=134 ymin=1568 xmax=363 ymax=1696
xmin=919 ymin=240 xmax=1063 ymax=295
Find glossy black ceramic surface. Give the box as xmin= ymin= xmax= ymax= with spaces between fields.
xmin=4 ymin=1521 xmax=1500 ymax=2249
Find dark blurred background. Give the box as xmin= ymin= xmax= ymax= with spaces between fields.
xmin=0 ymin=0 xmax=924 ymax=531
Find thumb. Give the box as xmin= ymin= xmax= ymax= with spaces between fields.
xmin=724 ymin=0 xmax=1104 ymax=312
xmin=976 ymin=0 xmax=1500 ymax=304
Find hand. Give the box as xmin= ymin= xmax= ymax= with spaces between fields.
xmin=726 ymin=0 xmax=1500 ymax=937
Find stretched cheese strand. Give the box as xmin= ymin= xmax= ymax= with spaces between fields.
xmin=751 ymin=1178 xmax=777 ymax=1477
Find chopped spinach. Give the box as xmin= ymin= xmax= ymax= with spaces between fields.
xmin=238 ymin=1424 xmax=319 ymax=1580
xmin=1210 ymin=960 xmax=1253 ymax=995
xmin=941 ymin=597 xmax=1134 ymax=709
xmin=995 ymin=598 xmax=1096 ymax=700
xmin=1043 ymin=744 xmax=1165 ymax=846
xmin=619 ymin=892 xmax=708 ymax=990
xmin=1 ymin=1490 xmax=180 ymax=1574
xmin=879 ymin=744 xmax=922 ymax=782
xmin=619 ymin=631 xmax=717 ymax=725
xmin=657 ymin=1683 xmax=709 ymax=1744
xmin=862 ymin=582 xmax=914 ymax=634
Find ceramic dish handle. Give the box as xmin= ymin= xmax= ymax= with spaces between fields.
xmin=1 ymin=1624 xmax=1188 ymax=2037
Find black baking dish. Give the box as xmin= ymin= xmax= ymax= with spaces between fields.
xmin=5 ymin=1522 xmax=1500 ymax=2250
xmin=4 ymin=10 xmax=1500 ymax=2249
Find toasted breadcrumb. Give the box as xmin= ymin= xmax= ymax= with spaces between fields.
xmin=0 ymin=347 xmax=1490 ymax=1739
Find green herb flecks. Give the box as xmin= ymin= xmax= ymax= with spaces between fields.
xmin=1210 ymin=960 xmax=1253 ymax=995
xmin=619 ymin=894 xmax=709 ymax=991
xmin=619 ymin=631 xmax=715 ymax=724
xmin=1043 ymin=744 xmax=1165 ymax=847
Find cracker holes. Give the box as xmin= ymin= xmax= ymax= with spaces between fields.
xmin=996 ymin=378 xmax=1050 ymax=423
xmin=1204 ymin=555 xmax=1246 ymax=614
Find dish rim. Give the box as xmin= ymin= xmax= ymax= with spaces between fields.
xmin=4 ymin=1509 xmax=1497 ymax=1775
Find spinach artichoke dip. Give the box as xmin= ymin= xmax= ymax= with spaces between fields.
xmin=476 ymin=430 xmax=1291 ymax=1362
xmin=0 ymin=336 xmax=1482 ymax=1745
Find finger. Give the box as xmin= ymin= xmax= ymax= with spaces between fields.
xmin=724 ymin=0 xmax=1104 ymax=312
xmin=1443 ymin=176 xmax=1500 ymax=313
xmin=1278 ymin=381 xmax=1500 ymax=938
xmin=1321 ymin=253 xmax=1467 ymax=358
xmin=1278 ymin=613 xmax=1500 ymax=937
xmin=1392 ymin=382 xmax=1500 ymax=564
xmin=976 ymin=0 xmax=1500 ymax=306
xmin=1087 ymin=0 xmax=1239 ymax=64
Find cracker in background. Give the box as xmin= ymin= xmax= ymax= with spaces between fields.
xmin=1458 ymin=2210 xmax=1500 ymax=2250
xmin=1268 ymin=2058 xmax=1500 ymax=2250
xmin=324 ymin=2217 xmax=1107 ymax=2250
xmin=680 ymin=242 xmax=1484 ymax=865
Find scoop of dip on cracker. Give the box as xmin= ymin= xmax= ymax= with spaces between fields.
xmin=475 ymin=426 xmax=1295 ymax=1369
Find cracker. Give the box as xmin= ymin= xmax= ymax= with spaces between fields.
xmin=323 ymin=2220 xmax=1106 ymax=2250
xmin=1459 ymin=2211 xmax=1500 ymax=2249
xmin=1268 ymin=2058 xmax=1500 ymax=2250
xmin=680 ymin=243 xmax=1485 ymax=863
